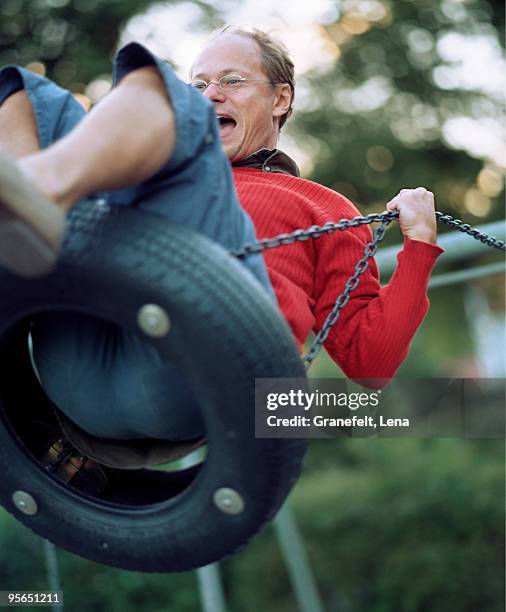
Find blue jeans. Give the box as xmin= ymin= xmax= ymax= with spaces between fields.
xmin=0 ymin=43 xmax=273 ymax=441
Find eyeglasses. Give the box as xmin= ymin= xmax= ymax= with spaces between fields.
xmin=190 ymin=74 xmax=273 ymax=93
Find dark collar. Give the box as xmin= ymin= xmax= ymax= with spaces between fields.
xmin=232 ymin=149 xmax=300 ymax=177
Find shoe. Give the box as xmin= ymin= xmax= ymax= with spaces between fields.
xmin=40 ymin=438 xmax=108 ymax=495
xmin=0 ymin=151 xmax=65 ymax=277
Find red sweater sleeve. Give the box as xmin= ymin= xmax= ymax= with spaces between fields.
xmin=314 ymin=226 xmax=444 ymax=380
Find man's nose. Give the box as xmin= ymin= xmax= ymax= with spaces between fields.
xmin=202 ymin=82 xmax=226 ymax=102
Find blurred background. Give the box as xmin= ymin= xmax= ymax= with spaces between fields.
xmin=0 ymin=1 xmax=504 ymax=610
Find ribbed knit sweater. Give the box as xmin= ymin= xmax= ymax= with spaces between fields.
xmin=234 ymin=167 xmax=444 ymax=380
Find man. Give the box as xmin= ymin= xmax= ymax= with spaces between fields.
xmin=0 ymin=27 xmax=442 ymax=453
xmin=191 ymin=27 xmax=443 ymax=381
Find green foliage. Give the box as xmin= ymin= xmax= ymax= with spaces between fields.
xmin=0 ymin=0 xmax=220 ymax=88
xmin=1 ymin=0 xmax=142 ymax=85
xmin=226 ymin=439 xmax=505 ymax=612
xmin=0 ymin=510 xmax=201 ymax=611
xmin=288 ymin=0 xmax=505 ymax=228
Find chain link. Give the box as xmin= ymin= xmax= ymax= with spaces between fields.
xmin=435 ymin=212 xmax=506 ymax=250
xmin=230 ymin=211 xmax=505 ymax=368
xmin=230 ymin=211 xmax=400 ymax=258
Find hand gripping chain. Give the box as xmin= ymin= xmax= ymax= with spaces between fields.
xmin=230 ymin=212 xmax=505 ymax=369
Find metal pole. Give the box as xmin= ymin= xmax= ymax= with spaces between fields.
xmin=273 ymin=501 xmax=326 ymax=612
xmin=375 ymin=220 xmax=505 ymax=276
xmin=464 ymin=285 xmax=506 ymax=377
xmin=179 ymin=450 xmax=227 ymax=612
xmin=196 ymin=564 xmax=228 ymax=612
xmin=42 ymin=540 xmax=64 ymax=612
xmin=429 ymin=261 xmax=505 ymax=289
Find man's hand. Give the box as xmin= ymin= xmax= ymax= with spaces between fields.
xmin=386 ymin=187 xmax=437 ymax=245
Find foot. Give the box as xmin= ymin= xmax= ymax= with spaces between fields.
xmin=40 ymin=438 xmax=108 ymax=495
xmin=0 ymin=150 xmax=65 ymax=278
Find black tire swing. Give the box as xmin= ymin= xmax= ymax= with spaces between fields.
xmin=0 ymin=202 xmax=307 ymax=572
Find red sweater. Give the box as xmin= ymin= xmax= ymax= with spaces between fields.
xmin=234 ymin=167 xmax=444 ymax=379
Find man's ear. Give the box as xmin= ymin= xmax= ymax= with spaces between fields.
xmin=272 ymin=84 xmax=292 ymax=119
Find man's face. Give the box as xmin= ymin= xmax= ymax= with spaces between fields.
xmin=191 ymin=34 xmax=289 ymax=162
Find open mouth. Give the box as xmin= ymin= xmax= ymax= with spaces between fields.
xmin=218 ymin=116 xmax=237 ymax=137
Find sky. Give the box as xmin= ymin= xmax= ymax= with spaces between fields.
xmin=111 ymin=0 xmax=505 ymax=173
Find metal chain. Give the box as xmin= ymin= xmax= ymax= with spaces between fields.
xmin=231 ymin=211 xmax=505 ymax=259
xmin=230 ymin=211 xmax=400 ymax=259
xmin=230 ymin=211 xmax=505 ymax=368
xmin=435 ymin=212 xmax=506 ymax=250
